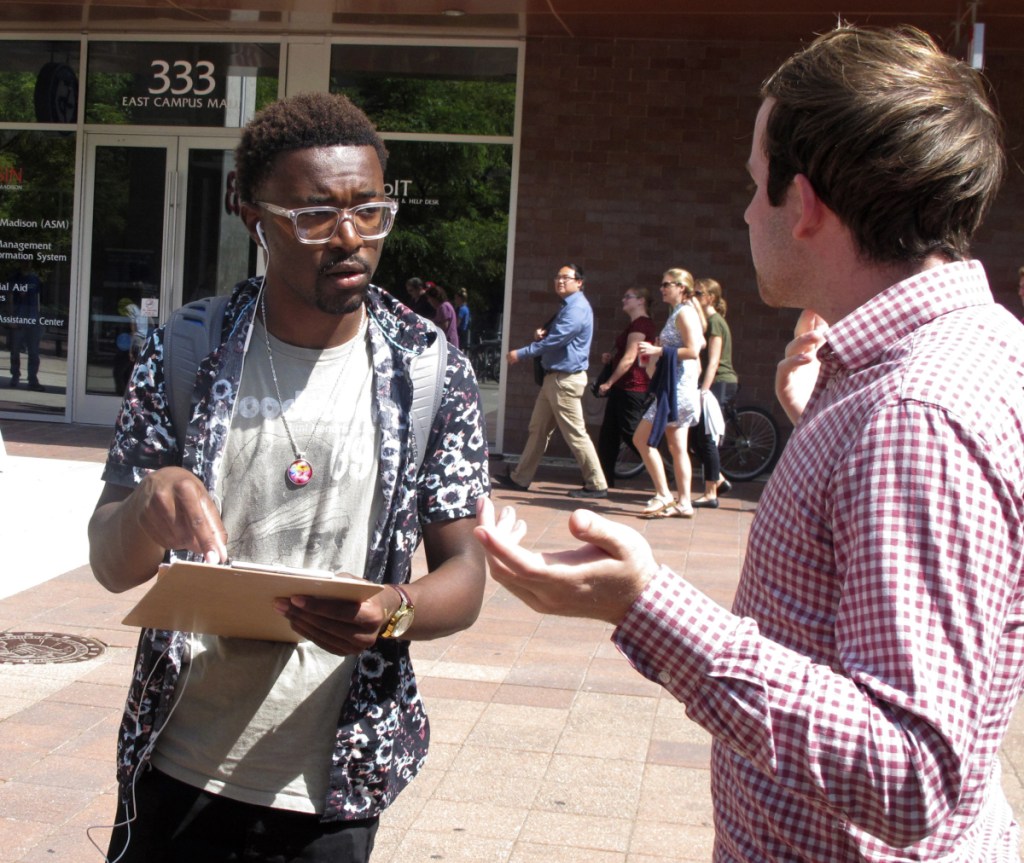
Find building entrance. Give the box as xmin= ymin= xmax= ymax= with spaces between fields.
xmin=74 ymin=133 xmax=246 ymax=425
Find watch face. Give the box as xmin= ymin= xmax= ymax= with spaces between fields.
xmin=390 ymin=609 xmax=414 ymax=638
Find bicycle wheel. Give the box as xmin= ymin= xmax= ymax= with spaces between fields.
xmin=614 ymin=441 xmax=647 ymax=479
xmin=719 ymin=406 xmax=779 ymax=482
xmin=614 ymin=440 xmax=674 ymax=480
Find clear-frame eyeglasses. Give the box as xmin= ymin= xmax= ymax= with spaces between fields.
xmin=256 ymin=199 xmax=398 ymax=243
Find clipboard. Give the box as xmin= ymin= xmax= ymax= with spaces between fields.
xmin=122 ymin=560 xmax=384 ymax=643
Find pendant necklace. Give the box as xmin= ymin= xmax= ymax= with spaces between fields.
xmin=260 ymin=293 xmax=367 ymax=488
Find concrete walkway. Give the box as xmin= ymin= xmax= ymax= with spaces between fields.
xmin=0 ymin=418 xmax=1022 ymax=863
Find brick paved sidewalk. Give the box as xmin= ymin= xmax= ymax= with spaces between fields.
xmin=1 ymin=418 xmax=1021 ymax=863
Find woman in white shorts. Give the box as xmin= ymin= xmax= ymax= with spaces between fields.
xmin=632 ymin=268 xmax=706 ymax=518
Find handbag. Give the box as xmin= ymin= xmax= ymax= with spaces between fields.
xmin=532 ymin=313 xmax=558 ymax=385
xmin=589 ymin=361 xmax=614 ymax=398
xmin=533 ymin=356 xmax=545 ymax=386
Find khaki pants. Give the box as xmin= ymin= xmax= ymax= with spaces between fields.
xmin=511 ymin=370 xmax=607 ymax=490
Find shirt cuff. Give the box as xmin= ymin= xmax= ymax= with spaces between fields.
xmin=612 ymin=564 xmax=738 ymax=702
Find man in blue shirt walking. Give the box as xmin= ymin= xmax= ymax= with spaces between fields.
xmin=498 ymin=263 xmax=608 ymax=498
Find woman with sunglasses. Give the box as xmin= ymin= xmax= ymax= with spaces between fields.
xmin=595 ymin=286 xmax=658 ymax=487
xmin=632 ymin=269 xmax=706 ymax=517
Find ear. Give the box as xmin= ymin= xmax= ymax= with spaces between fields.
xmin=239 ymin=203 xmax=264 ymax=247
xmin=791 ymin=173 xmax=828 ymax=240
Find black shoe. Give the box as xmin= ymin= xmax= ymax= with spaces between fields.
xmin=717 ymin=478 xmax=733 ymax=496
xmin=495 ymin=472 xmax=529 ymax=491
xmin=568 ymin=487 xmax=608 ymax=499
xmin=8 ymin=376 xmax=18 ymax=388
xmin=692 ymin=495 xmax=720 ymax=509
xmin=27 ymin=381 xmax=44 ymax=392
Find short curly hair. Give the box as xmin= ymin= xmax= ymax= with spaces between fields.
xmin=235 ymin=92 xmax=389 ymax=204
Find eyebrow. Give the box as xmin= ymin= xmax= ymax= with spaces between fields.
xmin=307 ymin=188 xmax=382 ymax=205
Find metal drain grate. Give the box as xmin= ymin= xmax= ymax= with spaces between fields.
xmin=0 ymin=631 xmax=106 ymax=665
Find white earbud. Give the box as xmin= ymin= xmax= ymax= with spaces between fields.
xmin=256 ymin=221 xmax=267 ymax=248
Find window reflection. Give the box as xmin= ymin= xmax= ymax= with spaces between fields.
xmin=0 ymin=41 xmax=80 ymax=124
xmin=331 ymin=45 xmax=516 ymax=136
xmin=0 ymin=130 xmax=75 ymax=414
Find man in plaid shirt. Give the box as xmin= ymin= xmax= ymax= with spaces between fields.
xmin=476 ymin=25 xmax=1024 ymax=863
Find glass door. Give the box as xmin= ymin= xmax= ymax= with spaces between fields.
xmin=176 ymin=137 xmax=255 ymax=308
xmin=74 ymin=133 xmax=244 ymax=425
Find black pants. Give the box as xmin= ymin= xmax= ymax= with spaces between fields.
xmin=690 ymin=381 xmax=737 ymax=485
xmin=107 ymin=767 xmax=379 ymax=863
xmin=597 ymin=388 xmax=650 ymax=487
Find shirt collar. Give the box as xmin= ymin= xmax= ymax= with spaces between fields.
xmin=821 ymin=260 xmax=992 ymax=372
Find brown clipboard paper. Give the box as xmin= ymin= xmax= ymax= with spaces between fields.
xmin=121 ymin=560 xmax=384 ymax=643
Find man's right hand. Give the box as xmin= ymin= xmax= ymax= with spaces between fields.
xmin=775 ymin=309 xmax=827 ymax=425
xmin=132 ymin=467 xmax=228 ymax=563
xmin=88 ymin=467 xmax=228 ymax=593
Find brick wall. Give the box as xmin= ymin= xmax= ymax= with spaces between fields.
xmin=501 ymin=35 xmax=1024 ymax=461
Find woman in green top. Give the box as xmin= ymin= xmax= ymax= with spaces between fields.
xmin=692 ymin=278 xmax=739 ymax=507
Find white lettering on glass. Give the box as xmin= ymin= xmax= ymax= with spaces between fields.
xmin=148 ymin=60 xmax=216 ymax=97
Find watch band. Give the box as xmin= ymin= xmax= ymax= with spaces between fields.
xmin=380 ymin=585 xmax=414 ymax=639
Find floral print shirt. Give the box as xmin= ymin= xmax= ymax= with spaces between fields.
xmin=102 ymin=277 xmax=489 ymax=820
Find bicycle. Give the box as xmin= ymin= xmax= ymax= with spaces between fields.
xmin=467 ymin=338 xmax=501 ymax=383
xmin=613 ymin=401 xmax=780 ymax=482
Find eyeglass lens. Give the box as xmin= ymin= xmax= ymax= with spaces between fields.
xmin=295 ymin=204 xmax=394 ymax=241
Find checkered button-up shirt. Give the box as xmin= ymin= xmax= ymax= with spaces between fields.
xmin=615 ymin=261 xmax=1024 ymax=861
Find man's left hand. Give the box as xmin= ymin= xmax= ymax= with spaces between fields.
xmin=273 ymin=590 xmax=395 ymax=655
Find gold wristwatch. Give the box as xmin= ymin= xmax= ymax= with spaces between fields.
xmin=380 ymin=585 xmax=415 ymax=639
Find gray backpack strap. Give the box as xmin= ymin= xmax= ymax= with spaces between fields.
xmin=409 ymin=320 xmax=448 ymax=471
xmin=164 ymin=295 xmax=229 ymax=447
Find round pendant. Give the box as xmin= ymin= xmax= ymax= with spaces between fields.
xmin=286 ymin=458 xmax=314 ymax=487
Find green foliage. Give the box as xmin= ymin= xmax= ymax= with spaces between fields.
xmin=339 ymin=76 xmax=515 ymax=136
xmin=84 ymin=72 xmax=135 ymax=124
xmin=372 ymin=140 xmax=510 ymax=338
xmin=0 ymin=72 xmax=38 ymax=122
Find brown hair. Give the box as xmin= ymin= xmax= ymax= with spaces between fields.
xmin=696 ymin=278 xmax=727 ymax=317
xmin=761 ymin=25 xmax=1004 ymax=265
xmin=426 ymin=283 xmax=449 ymax=303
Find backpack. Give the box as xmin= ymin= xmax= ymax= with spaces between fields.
xmin=163 ymin=295 xmax=447 ymax=471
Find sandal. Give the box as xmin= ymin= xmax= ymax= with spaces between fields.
xmin=650 ymin=501 xmax=694 ymax=519
xmin=640 ymin=495 xmax=674 ymax=517
xmin=675 ymin=502 xmax=695 ymax=518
